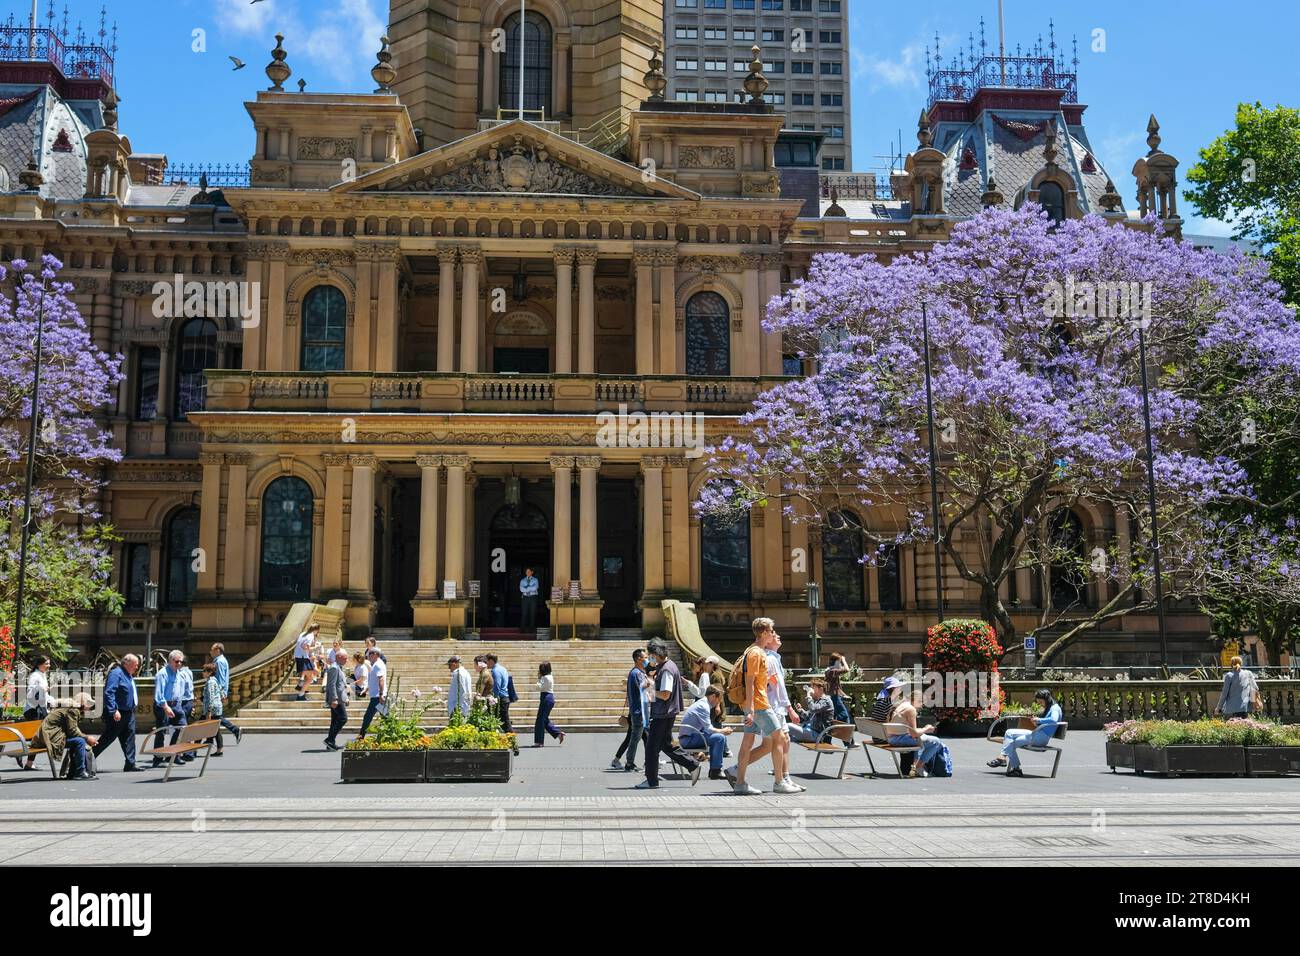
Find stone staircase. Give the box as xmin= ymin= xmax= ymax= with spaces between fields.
xmin=234 ymin=637 xmax=670 ymax=734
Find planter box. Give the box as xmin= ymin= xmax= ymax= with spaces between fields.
xmin=424 ymin=748 xmax=512 ymax=782
xmin=937 ymin=718 xmax=992 ymax=737
xmin=1133 ymin=744 xmax=1246 ymax=776
xmin=1105 ymin=741 xmax=1135 ymax=770
xmin=340 ymin=749 xmax=427 ymax=783
xmin=1245 ymin=746 xmax=1300 ymax=776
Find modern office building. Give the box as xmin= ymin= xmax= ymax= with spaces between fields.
xmin=662 ymin=0 xmax=850 ymax=170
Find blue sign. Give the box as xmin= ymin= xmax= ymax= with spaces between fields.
xmin=1024 ymin=636 xmax=1037 ymax=651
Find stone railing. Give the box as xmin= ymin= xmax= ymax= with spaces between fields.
xmin=792 ymin=679 xmax=1300 ymax=729
xmin=225 ymin=600 xmax=347 ymax=715
xmin=208 ymin=371 xmax=787 ymax=415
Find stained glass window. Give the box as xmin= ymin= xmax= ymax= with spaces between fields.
xmin=685 ymin=291 xmax=730 ymax=376
xmin=260 ymin=477 xmax=313 ymax=601
xmin=301 ymin=286 xmax=346 ymax=371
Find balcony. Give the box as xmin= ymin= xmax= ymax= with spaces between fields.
xmin=204 ymin=370 xmax=788 ymax=415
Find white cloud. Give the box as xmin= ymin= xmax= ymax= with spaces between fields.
xmin=214 ymin=0 xmax=385 ymax=87
xmin=855 ymin=42 xmax=926 ymax=90
xmin=213 ymin=0 xmax=275 ymax=38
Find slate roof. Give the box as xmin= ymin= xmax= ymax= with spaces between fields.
xmin=0 ymin=83 xmax=89 ymax=200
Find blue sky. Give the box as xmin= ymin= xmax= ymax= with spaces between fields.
xmin=38 ymin=0 xmax=1299 ymax=236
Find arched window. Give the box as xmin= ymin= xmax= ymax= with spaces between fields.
xmin=122 ymin=543 xmax=150 ymax=609
xmin=260 ymin=476 xmax=314 ymax=601
xmin=301 ymin=286 xmax=347 ymax=371
xmin=823 ymin=514 xmax=865 ymax=610
xmin=499 ymin=11 xmax=553 ymax=117
xmin=164 ymin=507 xmax=199 ymax=608
xmin=685 ymin=291 xmax=731 ymax=376
xmin=1049 ymin=509 xmax=1087 ymax=610
xmin=701 ymin=495 xmax=750 ymax=601
xmin=174 ymin=319 xmax=218 ymax=419
xmin=1039 ymin=181 xmax=1066 ymax=225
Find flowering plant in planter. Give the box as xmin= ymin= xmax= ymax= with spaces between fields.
xmin=345 ymin=679 xmax=437 ymax=751
xmin=923 ymin=618 xmax=1006 ymax=722
xmin=430 ymin=702 xmax=515 ymax=751
xmin=1104 ymin=718 xmax=1300 ymax=747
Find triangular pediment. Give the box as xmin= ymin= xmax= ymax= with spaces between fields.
xmin=335 ymin=120 xmax=698 ymax=200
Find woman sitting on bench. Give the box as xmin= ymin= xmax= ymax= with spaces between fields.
xmin=988 ymin=689 xmax=1062 ymax=777
xmin=880 ymin=676 xmax=945 ymax=776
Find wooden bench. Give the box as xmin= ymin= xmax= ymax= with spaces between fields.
xmin=986 ymin=715 xmax=1069 ymax=778
xmin=793 ymin=723 xmax=855 ymax=779
xmin=140 ymin=720 xmax=219 ymax=781
xmin=855 ymin=718 xmax=922 ymax=778
xmin=0 ymin=720 xmax=60 ymax=779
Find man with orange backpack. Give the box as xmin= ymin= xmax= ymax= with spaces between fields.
xmin=723 ymin=617 xmax=794 ymax=795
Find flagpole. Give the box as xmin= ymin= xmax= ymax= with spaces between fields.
xmin=519 ymin=0 xmax=526 ymax=121
xmin=998 ymin=0 xmax=1006 ymax=85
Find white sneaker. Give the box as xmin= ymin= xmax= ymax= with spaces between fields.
xmin=784 ymin=777 xmax=806 ymax=792
xmin=773 ymin=780 xmax=802 ymax=795
xmin=609 ymin=759 xmax=622 ymax=770
xmin=732 ymin=782 xmax=764 ymax=796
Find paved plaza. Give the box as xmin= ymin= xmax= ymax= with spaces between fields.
xmin=1 ymin=732 xmax=1298 ymax=865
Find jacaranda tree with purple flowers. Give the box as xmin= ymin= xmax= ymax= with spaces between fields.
xmin=697 ymin=207 xmax=1300 ymax=663
xmin=0 ymin=256 xmax=124 ymax=661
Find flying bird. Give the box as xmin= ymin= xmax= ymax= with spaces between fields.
xmin=229 ymin=56 xmax=246 ymax=70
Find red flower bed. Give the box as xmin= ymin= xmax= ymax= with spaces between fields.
xmin=923 ymin=618 xmax=1005 ymax=722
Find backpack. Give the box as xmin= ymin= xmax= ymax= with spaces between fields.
xmin=726 ymin=651 xmax=749 ymax=708
xmin=925 ymin=742 xmax=954 ymax=777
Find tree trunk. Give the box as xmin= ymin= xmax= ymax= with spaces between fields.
xmin=979 ymin=582 xmax=1017 ymax=649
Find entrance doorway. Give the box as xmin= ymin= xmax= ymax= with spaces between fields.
xmin=487 ymin=502 xmax=550 ymax=630
xmin=379 ymin=478 xmax=419 ymax=627
xmin=494 ymin=347 xmax=549 ymax=373
xmin=597 ymin=478 xmax=640 ymax=627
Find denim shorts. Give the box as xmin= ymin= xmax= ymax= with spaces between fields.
xmin=747 ymin=708 xmax=781 ymax=737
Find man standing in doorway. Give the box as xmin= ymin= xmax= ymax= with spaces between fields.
xmin=519 ymin=567 xmax=539 ymax=633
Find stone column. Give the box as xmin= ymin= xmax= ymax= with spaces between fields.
xmin=197 ymin=453 xmax=223 ymax=597
xmin=761 ymin=477 xmax=784 ymax=596
xmin=553 ymin=246 xmax=574 ymax=373
xmin=321 ymin=454 xmax=348 ymax=592
xmin=640 ymin=457 xmax=666 ymax=595
xmin=550 ymin=456 xmax=574 ymax=589
xmin=222 ymin=454 xmax=250 ymax=597
xmin=554 ymin=34 xmax=571 ymax=116
xmin=353 ymin=247 xmax=374 ymax=370
xmin=789 ymin=497 xmax=810 ymax=594
xmin=443 ymin=455 xmax=470 ymax=594
xmin=311 ymin=499 xmax=325 ymax=597
xmin=761 ymin=253 xmax=784 ymax=375
xmin=480 ymin=30 xmax=498 ymax=114
xmin=576 ymin=246 xmax=597 ymax=374
xmin=264 ymin=244 xmax=288 ymax=369
xmin=243 ymin=500 xmax=258 ymax=597
xmin=436 ymin=244 xmax=458 ymax=371
xmin=347 ymin=455 xmax=377 ymax=600
xmin=740 ymin=252 xmax=762 ymax=377
xmin=634 ymin=248 xmax=655 ymax=375
xmin=577 ymin=455 xmax=601 ymax=596
xmin=416 ymin=455 xmax=442 ymax=598
xmin=374 ymin=244 xmax=399 ymax=372
xmin=656 ymin=250 xmax=677 ymax=374
xmin=667 ymin=456 xmax=690 ymax=593
xmin=242 ymin=256 xmax=264 ymax=370
xmin=459 ymin=247 xmax=482 ymax=373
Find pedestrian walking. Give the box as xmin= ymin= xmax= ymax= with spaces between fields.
xmin=724 ymin=618 xmax=793 ymax=795
xmin=355 ymin=646 xmax=387 ymax=740
xmin=294 ymin=623 xmax=320 ymax=700
xmin=611 ymin=648 xmax=649 ymax=771
xmin=487 ymin=653 xmax=514 ymax=732
xmin=200 ymin=663 xmax=235 ymax=757
xmin=446 ymin=656 xmax=473 ymax=718
xmin=533 ymin=661 xmax=565 ymax=746
xmin=635 ymin=639 xmax=700 ymax=789
xmin=1215 ymin=656 xmax=1261 ymax=719
xmin=93 ymin=654 xmax=143 ymax=772
xmin=473 ymin=655 xmax=495 ymax=704
xmin=209 ymin=643 xmax=242 ymax=745
xmin=352 ymin=650 xmax=370 ymax=699
xmin=765 ymin=632 xmax=805 ymax=792
xmin=151 ymin=650 xmax=195 ymax=767
xmin=323 ymin=651 xmax=349 ymax=750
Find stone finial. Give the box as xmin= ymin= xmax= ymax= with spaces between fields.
xmin=1146 ymin=113 xmax=1161 ymax=154
xmin=743 ymin=44 xmax=769 ymax=104
xmin=19 ymin=156 xmax=43 ymax=191
xmin=1043 ymin=121 xmax=1058 ymax=167
xmin=1098 ymin=177 xmax=1123 ymax=213
xmin=643 ymin=46 xmax=667 ymax=102
xmin=824 ymin=184 xmax=845 ymax=217
xmin=266 ymin=32 xmax=291 ymax=91
xmin=102 ymin=88 xmax=119 ymax=130
xmin=371 ymin=35 xmax=396 ymax=93
xmin=980 ymin=176 xmax=1004 ymax=208
xmin=916 ymin=107 xmax=933 ymax=148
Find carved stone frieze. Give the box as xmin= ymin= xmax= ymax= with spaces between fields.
xmin=677 ymin=145 xmax=735 ymax=170
xmin=297 ymin=137 xmax=357 ymax=161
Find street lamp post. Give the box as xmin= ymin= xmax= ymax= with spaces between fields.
xmin=1136 ymin=320 xmax=1170 ymax=676
xmin=807 ymin=582 xmax=820 ymax=671
xmin=143 ymin=581 xmax=159 ymax=676
xmin=11 ymin=277 xmax=48 ymax=671
xmin=921 ymin=299 xmax=945 ymax=622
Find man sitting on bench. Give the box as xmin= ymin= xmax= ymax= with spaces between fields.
xmin=988 ymin=689 xmax=1063 ymax=777
xmin=35 ymin=694 xmax=99 ymax=781
xmin=678 ymin=685 xmax=732 ymax=781
xmin=787 ymin=678 xmax=835 ymax=744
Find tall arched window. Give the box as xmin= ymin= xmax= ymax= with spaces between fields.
xmin=174 ymin=319 xmax=218 ymax=419
xmin=499 ymin=11 xmax=553 ymax=117
xmin=1049 ymin=509 xmax=1087 ymax=610
xmin=260 ymin=476 xmax=314 ymax=601
xmin=122 ymin=542 xmax=151 ymax=609
xmin=1039 ymin=181 xmax=1066 ymax=225
xmin=823 ymin=514 xmax=865 ymax=610
xmin=164 ymin=507 xmax=199 ymax=608
xmin=301 ymin=286 xmax=347 ymax=371
xmin=701 ymin=497 xmax=750 ymax=600
xmin=685 ymin=291 xmax=731 ymax=376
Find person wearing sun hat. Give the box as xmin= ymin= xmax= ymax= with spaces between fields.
xmin=879 ymin=674 xmax=946 ymax=776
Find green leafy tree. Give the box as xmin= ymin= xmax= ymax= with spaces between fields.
xmin=1185 ymin=102 xmax=1300 ymax=304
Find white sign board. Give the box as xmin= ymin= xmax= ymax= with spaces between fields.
xmin=442 ymin=580 xmax=457 ymax=600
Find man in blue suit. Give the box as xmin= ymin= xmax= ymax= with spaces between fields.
xmin=94 ymin=653 xmax=143 ymax=772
